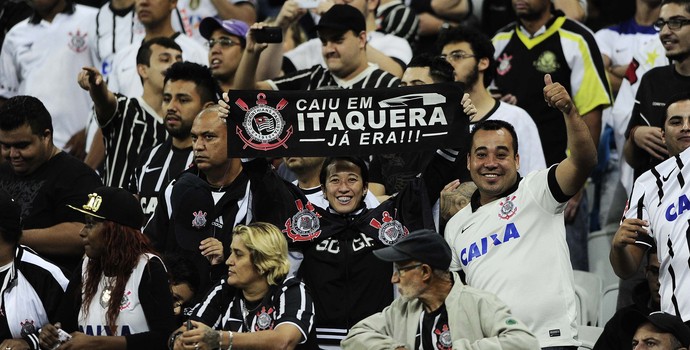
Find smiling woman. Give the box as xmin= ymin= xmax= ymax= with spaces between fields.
xmin=173 ymin=222 xmax=318 ymax=350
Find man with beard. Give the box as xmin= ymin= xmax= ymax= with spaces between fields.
xmin=129 ymin=62 xmax=220 ymax=221
xmin=491 ymin=0 xmax=611 ymax=272
xmin=624 ymin=0 xmax=690 ymax=179
xmin=341 ymin=229 xmax=538 ymax=350
xmin=78 ymin=37 xmax=182 ymax=189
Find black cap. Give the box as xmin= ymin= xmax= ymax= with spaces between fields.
xmin=0 ymin=190 xmax=21 ymax=238
xmin=68 ymin=186 xmax=143 ymax=230
xmin=373 ymin=229 xmax=452 ymax=270
xmin=171 ymin=173 xmax=215 ymax=250
xmin=315 ymin=4 xmax=366 ymax=34
xmin=623 ymin=310 xmax=690 ymax=347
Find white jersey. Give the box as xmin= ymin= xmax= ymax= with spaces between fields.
xmin=78 ymin=254 xmax=158 ymax=336
xmin=0 ymin=5 xmax=97 ymax=149
xmin=90 ymin=3 xmax=145 ymax=80
xmin=107 ymin=33 xmax=208 ymax=97
xmin=445 ymin=167 xmax=578 ymax=347
xmin=176 ymin=0 xmax=256 ymax=45
xmin=284 ymin=31 xmax=412 ymax=71
xmin=470 ymin=100 xmax=546 ymax=177
xmin=625 ymin=146 xmax=690 ymax=320
xmin=610 ymin=37 xmax=668 ymax=195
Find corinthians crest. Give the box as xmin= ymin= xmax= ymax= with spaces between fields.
xmin=235 ymin=93 xmax=293 ymax=151
xmin=370 ymin=210 xmax=408 ymax=245
xmin=498 ymin=195 xmax=518 ymax=220
xmin=283 ymin=199 xmax=321 ymax=242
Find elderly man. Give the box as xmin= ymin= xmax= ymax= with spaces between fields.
xmin=342 ymin=229 xmax=538 ymax=349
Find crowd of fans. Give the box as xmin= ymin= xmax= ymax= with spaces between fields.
xmin=2 ymin=0 xmax=690 ymax=349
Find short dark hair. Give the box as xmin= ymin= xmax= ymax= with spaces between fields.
xmin=436 ymin=25 xmax=496 ymax=86
xmin=136 ymin=37 xmax=182 ymax=66
xmin=662 ymin=0 xmax=690 ymax=13
xmin=663 ymin=92 xmax=690 ymax=124
xmin=407 ymin=53 xmax=455 ymax=83
xmin=319 ymin=157 xmax=369 ymax=186
xmin=164 ymin=254 xmax=200 ymax=293
xmin=469 ymin=119 xmax=519 ymax=155
xmin=164 ymin=62 xmax=221 ymax=104
xmin=0 ymin=95 xmax=53 ymax=135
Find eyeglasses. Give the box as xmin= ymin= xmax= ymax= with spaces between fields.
xmin=654 ymin=18 xmax=690 ymax=31
xmin=206 ymin=38 xmax=240 ymax=49
xmin=439 ymin=50 xmax=476 ymax=63
xmin=393 ymin=263 xmax=423 ymax=275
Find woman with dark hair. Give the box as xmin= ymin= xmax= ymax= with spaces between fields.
xmin=171 ymin=222 xmax=317 ymax=350
xmin=38 ymin=187 xmax=175 ymax=350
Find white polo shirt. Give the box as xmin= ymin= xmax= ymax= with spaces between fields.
xmin=0 ymin=5 xmax=98 ymax=149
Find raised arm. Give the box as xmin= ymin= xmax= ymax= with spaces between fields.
xmin=544 ymin=74 xmax=597 ymax=196
xmin=77 ymin=67 xmax=118 ymax=126
xmin=233 ymin=23 xmax=275 ymax=91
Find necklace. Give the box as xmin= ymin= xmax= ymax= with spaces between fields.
xmin=239 ymin=298 xmax=262 ymax=331
xmin=100 ymin=277 xmax=115 ymax=309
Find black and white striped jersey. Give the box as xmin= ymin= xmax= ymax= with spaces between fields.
xmin=625 ymin=146 xmax=690 ymax=320
xmin=128 ymin=139 xmax=193 ymax=221
xmin=375 ymin=0 xmax=419 ymax=45
xmin=267 ymin=64 xmax=399 ymax=91
xmin=190 ymin=276 xmax=317 ymax=348
xmin=99 ymin=94 xmax=167 ymax=188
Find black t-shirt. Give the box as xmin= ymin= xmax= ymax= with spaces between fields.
xmin=0 ymin=152 xmax=102 ymax=271
xmin=416 ymin=303 xmax=453 ymax=350
xmin=625 ymin=65 xmax=690 ymax=179
xmin=369 ymin=151 xmax=434 ymax=195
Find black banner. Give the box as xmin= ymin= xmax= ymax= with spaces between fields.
xmin=226 ymin=83 xmax=468 ymax=157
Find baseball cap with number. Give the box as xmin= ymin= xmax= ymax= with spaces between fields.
xmin=68 ymin=186 xmax=143 ymax=229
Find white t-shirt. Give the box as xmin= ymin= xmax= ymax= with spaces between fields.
xmin=107 ymin=33 xmax=208 ymax=97
xmin=284 ymin=31 xmax=412 ymax=71
xmin=445 ymin=167 xmax=578 ymax=347
xmin=0 ymin=5 xmax=98 ymax=149
xmin=176 ymin=0 xmax=256 ymax=45
xmin=625 ymin=146 xmax=690 ymax=320
xmin=470 ymin=101 xmax=546 ymax=177
xmin=78 ymin=254 xmax=157 ymax=336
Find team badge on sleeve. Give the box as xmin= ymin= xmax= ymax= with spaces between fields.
xmin=284 ymin=200 xmax=321 ymax=242
xmin=370 ymin=210 xmax=408 ymax=245
xmin=498 ymin=195 xmax=518 ymax=220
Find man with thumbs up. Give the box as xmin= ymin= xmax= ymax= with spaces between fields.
xmin=444 ymin=75 xmax=598 ymax=350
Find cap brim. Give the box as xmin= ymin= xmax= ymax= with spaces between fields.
xmin=67 ymin=205 xmax=106 ymax=220
xmin=315 ymin=24 xmax=351 ymax=33
xmin=373 ymin=246 xmax=412 ymax=262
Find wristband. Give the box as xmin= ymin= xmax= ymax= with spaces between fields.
xmin=227 ymin=330 xmax=233 ymax=350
